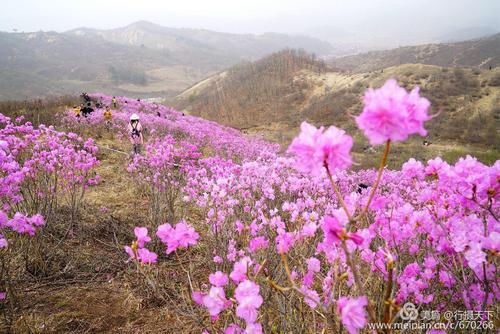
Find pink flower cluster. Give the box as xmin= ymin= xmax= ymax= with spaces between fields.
xmin=124 ymin=227 xmax=158 ymax=264
xmin=321 ymin=214 xmax=363 ymax=246
xmin=0 ymin=113 xmax=99 ymax=250
xmin=157 ymin=221 xmax=199 ymax=254
xmin=65 ymin=94 xmax=278 ymax=161
xmin=71 ymin=82 xmax=497 ymax=333
xmin=181 ymin=80 xmax=496 ymax=332
xmin=355 ymin=79 xmax=431 ymax=145
xmin=125 ymin=222 xmax=198 ymax=262
xmin=234 ymin=280 xmax=263 ymax=329
xmin=287 ymin=121 xmax=353 ymax=175
xmin=193 ymin=273 xmax=264 ymax=333
xmin=193 ymin=271 xmax=232 ymax=318
xmin=127 ymin=135 xmax=200 ymax=193
xmin=0 ymin=212 xmax=44 ymax=238
xmin=337 ymin=296 xmax=368 ymax=334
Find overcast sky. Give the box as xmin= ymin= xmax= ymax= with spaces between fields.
xmin=1 ymin=0 xmax=499 ymax=44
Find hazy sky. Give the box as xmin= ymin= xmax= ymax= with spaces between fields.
xmin=2 ymin=0 xmax=499 ymax=43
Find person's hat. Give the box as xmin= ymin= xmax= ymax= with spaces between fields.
xmin=130 ymin=113 xmax=140 ymax=121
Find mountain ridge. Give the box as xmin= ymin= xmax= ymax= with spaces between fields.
xmin=171 ymin=48 xmax=500 ymax=166
xmin=328 ymin=33 xmax=500 ymax=73
xmin=65 ymin=20 xmax=337 ymax=58
xmin=0 ymin=21 xmax=339 ymax=100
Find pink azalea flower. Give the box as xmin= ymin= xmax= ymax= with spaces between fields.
xmin=356 ymin=79 xmax=431 ymax=145
xmin=464 ymin=243 xmax=486 ymax=271
xmin=0 ymin=235 xmax=7 ymax=249
xmin=244 ymin=322 xmax=263 ymax=334
xmin=134 ymin=227 xmax=151 ymax=248
xmin=230 ymin=257 xmax=251 ymax=283
xmin=275 ymin=231 xmax=295 ymax=253
xmin=300 ymin=285 xmax=320 ymax=308
xmin=347 ymin=232 xmax=364 ymax=245
xmin=156 ymin=221 xmax=199 ymax=254
xmin=302 ymin=271 xmax=314 ymax=287
xmin=224 ymin=324 xmax=243 ymax=334
xmin=192 ymin=290 xmax=205 ymax=305
xmin=209 ymin=271 xmax=229 ymax=287
xmin=202 ymin=286 xmax=230 ymax=317
xmin=156 ymin=223 xmax=174 ymax=244
xmin=175 ymin=221 xmax=200 ymax=248
xmin=287 ymin=121 xmax=352 ymax=175
xmin=30 ymin=214 xmax=44 ymax=227
xmin=307 ymin=257 xmax=321 ymax=273
xmin=300 ymin=221 xmax=318 ymax=237
xmin=322 ymin=215 xmax=363 ymax=246
xmin=482 ymin=232 xmax=500 ymax=252
xmin=124 ymin=245 xmax=136 ymax=260
xmin=235 ymin=280 xmax=263 ymax=324
xmin=322 ymin=215 xmax=344 ymax=244
xmin=402 ymin=158 xmax=425 ymax=179
xmin=137 ymin=248 xmax=157 ymax=264
xmin=336 ymin=296 xmax=368 ymax=334
xmin=248 ymin=236 xmax=269 ymax=253
xmin=425 ymin=157 xmax=450 ymax=177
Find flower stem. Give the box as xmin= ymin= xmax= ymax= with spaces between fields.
xmin=278 ymin=253 xmax=337 ymax=332
xmin=324 ymin=162 xmax=352 ymax=221
xmin=358 ymin=140 xmax=391 ymax=219
xmin=341 ymin=241 xmax=378 ymax=326
xmin=383 ymin=263 xmax=394 ymax=333
xmin=280 ymin=252 xmax=294 ymax=286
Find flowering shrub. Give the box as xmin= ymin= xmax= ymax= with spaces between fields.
xmin=67 ymin=82 xmax=497 ymax=333
xmin=178 ymin=80 xmax=498 ymax=333
xmin=64 ymin=94 xmax=278 ymax=161
xmin=0 ymin=113 xmax=99 ymax=226
xmin=4 ymin=118 xmax=99 ymax=223
xmin=127 ymin=135 xmax=201 ymax=226
xmin=125 ymin=222 xmax=199 ymax=263
xmin=125 ymin=227 xmax=158 ymax=264
xmin=0 ymin=113 xmax=99 ymax=304
xmin=156 ymin=221 xmax=199 ymax=254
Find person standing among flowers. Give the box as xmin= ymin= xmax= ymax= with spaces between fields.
xmin=103 ymin=106 xmax=112 ymax=130
xmin=72 ymin=105 xmax=81 ymax=118
xmin=128 ymin=113 xmax=144 ymax=155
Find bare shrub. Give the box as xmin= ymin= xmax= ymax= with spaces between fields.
xmin=489 ymin=72 xmax=500 ymax=86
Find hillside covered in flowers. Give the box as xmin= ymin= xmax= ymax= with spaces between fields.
xmin=1 ymin=81 xmax=498 ymax=333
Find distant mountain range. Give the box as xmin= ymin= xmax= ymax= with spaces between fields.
xmin=1 ymin=21 xmax=498 ymax=100
xmin=0 ymin=21 xmax=336 ymax=100
xmin=437 ymin=26 xmax=499 ymax=43
xmin=67 ymin=21 xmax=335 ymax=59
xmin=306 ymin=25 xmax=499 ymax=53
xmin=329 ymin=33 xmax=500 ymax=73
